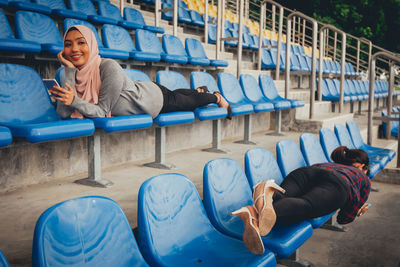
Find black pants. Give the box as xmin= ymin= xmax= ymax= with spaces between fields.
xmin=158 ymin=84 xmax=218 ymax=113
xmin=273 ymin=166 xmax=350 ymax=225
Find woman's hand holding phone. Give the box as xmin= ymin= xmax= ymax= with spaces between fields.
xmin=49 ymin=83 xmax=75 ymax=106
xmin=357 ymin=203 xmax=371 ymax=217
xmin=57 ymin=50 xmax=75 ymax=68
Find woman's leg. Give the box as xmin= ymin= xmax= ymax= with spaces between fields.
xmin=159 ymin=87 xmax=218 ymax=113
xmin=273 ymin=167 xmax=350 ymax=225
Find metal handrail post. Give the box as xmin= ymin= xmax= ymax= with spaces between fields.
xmin=257 ymin=2 xmax=265 ymax=71
xmin=204 ymin=0 xmax=208 ymax=44
xmin=272 ymin=5 xmax=276 ymax=32
xmin=368 ymin=52 xmax=400 ymax=145
xmin=286 ymin=11 xmax=318 ymax=119
xmin=173 ymin=0 xmax=178 ymax=36
xmin=356 ymin=39 xmax=360 ymax=72
xmin=155 ymin=0 xmax=161 ymax=27
xmin=333 ymin=32 xmax=337 ymax=60
xmin=237 ymin=0 xmax=244 ymax=77
xmin=275 ymin=6 xmax=283 ymax=80
xmin=387 ymin=62 xmax=394 ymax=140
xmin=319 ymin=25 xmax=346 ymax=113
xmin=216 ymin=0 xmax=222 ymax=59
xmin=119 ymin=0 xmax=124 ymax=16
xmin=317 ymin=30 xmax=324 ymax=101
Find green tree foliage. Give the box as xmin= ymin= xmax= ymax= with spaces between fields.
xmin=277 ymin=0 xmax=400 ymax=53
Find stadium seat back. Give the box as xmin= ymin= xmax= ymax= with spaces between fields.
xmin=240 ymin=74 xmax=266 ymax=102
xmin=0 ymin=64 xmax=59 ymax=124
xmin=319 ymin=127 xmax=340 ymax=162
xmin=102 ymin=24 xmax=135 ymax=51
xmin=124 ymin=69 xmax=151 ymax=82
xmin=259 ymin=74 xmax=279 ymax=99
xmin=276 ymin=140 xmax=306 ymax=177
xmin=162 ymin=34 xmax=187 ymax=56
xmin=300 ymin=133 xmax=329 ymax=165
xmin=190 ymin=71 xmax=220 ymax=93
xmin=218 ymin=72 xmax=247 ymax=104
xmin=0 ymin=10 xmax=14 ymax=39
xmin=135 ymin=29 xmax=163 ymax=54
xmin=32 ymin=196 xmax=147 ymax=267
xmin=245 ymin=147 xmax=284 ymax=188
xmin=345 ymin=120 xmax=364 ymax=148
xmin=97 ymin=1 xmax=122 ymax=21
xmin=185 ymin=38 xmax=207 ymax=58
xmin=334 ymin=124 xmax=356 ymax=149
xmin=15 ymin=11 xmax=62 ymax=45
xmin=157 ymin=70 xmax=189 ymax=90
xmin=124 ymin=7 xmax=146 ymax=26
xmin=68 ymin=0 xmax=97 ymax=16
xmin=35 ymin=0 xmax=66 ymax=9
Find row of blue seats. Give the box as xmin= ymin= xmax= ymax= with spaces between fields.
xmin=2 ymin=120 xmax=392 ymax=266
xmin=0 ymin=10 xmax=227 ymax=67
xmin=1 ymin=0 xmax=165 ymax=33
xmin=382 ymin=107 xmax=400 ymax=138
xmin=320 ymin=78 xmax=398 ymax=103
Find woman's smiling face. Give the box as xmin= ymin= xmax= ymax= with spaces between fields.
xmin=63 ymin=29 xmax=90 ymax=68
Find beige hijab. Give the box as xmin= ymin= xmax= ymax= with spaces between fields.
xmin=63 ymin=25 xmax=109 ymax=118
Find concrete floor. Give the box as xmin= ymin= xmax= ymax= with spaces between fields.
xmin=0 ymin=130 xmax=399 ymax=266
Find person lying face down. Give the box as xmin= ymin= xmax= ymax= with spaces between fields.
xmin=232 ymin=146 xmax=371 ymax=255
xmin=51 ymin=25 xmax=232 ymax=120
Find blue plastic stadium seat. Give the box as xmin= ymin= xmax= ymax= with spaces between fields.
xmin=157 ymin=70 xmax=226 ymax=121
xmin=261 ymin=49 xmax=276 ymax=69
xmin=97 ymin=1 xmax=140 ymax=29
xmin=33 ymin=196 xmax=148 ymax=267
xmin=64 ymin=18 xmax=130 ymax=59
xmin=138 ymin=173 xmax=276 ymax=266
xmin=347 ymin=120 xmax=395 ymax=160
xmin=161 ymin=34 xmax=188 ymax=64
xmin=8 ymin=0 xmax=51 ymax=14
xmin=124 ymin=7 xmax=164 ymax=33
xmin=134 ymin=29 xmax=163 ymax=62
xmin=67 ymin=0 xmax=118 ymax=25
xmin=123 ymin=69 xmax=151 ymax=82
xmin=0 ymin=249 xmax=9 ymax=267
xmin=0 ymin=64 xmax=95 ymax=143
xmin=300 ymin=133 xmax=329 ymax=165
xmin=34 ymin=0 xmax=86 ymax=19
xmin=334 ymin=124 xmax=389 ymax=170
xmin=15 ymin=11 xmax=63 ymax=54
xmin=239 ymin=74 xmax=275 ymax=113
xmin=0 ymin=9 xmax=41 ymax=53
xmin=218 ymin=73 xmax=254 ymax=116
xmin=259 ymin=75 xmax=304 ymax=108
xmin=190 ymin=71 xmax=220 ymax=94
xmin=189 ymin=10 xmax=204 ymax=26
xmin=0 ymin=0 xmax=8 ymax=7
xmin=204 ymin=156 xmax=313 ymax=259
xmin=185 ymin=38 xmax=228 ymax=67
xmin=276 ymin=139 xmax=334 ymax=228
xmin=102 ymin=24 xmax=138 ymax=58
xmin=0 ymin=126 xmax=12 ymax=147
xmin=161 ymin=3 xmax=192 ymax=24
xmin=207 ymin=23 xmax=217 ymax=44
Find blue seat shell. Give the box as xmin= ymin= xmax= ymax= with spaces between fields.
xmin=0 ymin=9 xmax=41 ymax=53
xmin=137 ymin=173 xmax=276 ymax=267
xmin=67 ymin=0 xmax=118 ymax=25
xmin=204 ymin=157 xmax=313 ymax=259
xmin=102 ymin=24 xmax=138 ymax=58
xmin=0 ymin=64 xmax=94 ymax=143
xmin=134 ymin=29 xmax=163 ymax=61
xmin=161 ymin=34 xmax=188 ymax=64
xmin=9 ymin=0 xmax=51 ymax=15
xmin=34 ymin=0 xmax=86 ymax=19
xmin=239 ymin=74 xmax=275 ymax=113
xmin=15 ymin=11 xmax=63 ymax=54
xmin=299 ymin=133 xmax=329 ymax=165
xmin=124 ymin=7 xmax=164 ymax=33
xmin=32 ymin=196 xmax=148 ymax=267
xmin=259 ymin=75 xmax=303 ymax=108
xmin=97 ymin=1 xmax=141 ymax=29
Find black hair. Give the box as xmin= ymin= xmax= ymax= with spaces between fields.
xmin=331 ymin=146 xmax=370 ymax=176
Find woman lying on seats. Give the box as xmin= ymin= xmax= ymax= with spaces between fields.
xmin=50 ymin=25 xmax=232 ymax=120
xmin=232 ymin=146 xmax=371 ymax=254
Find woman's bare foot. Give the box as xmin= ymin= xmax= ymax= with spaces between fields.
xmin=231 ymin=206 xmax=264 ymax=254
xmin=213 ymin=91 xmax=232 ymax=120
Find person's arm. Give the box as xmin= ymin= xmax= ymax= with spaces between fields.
xmin=337 ymin=173 xmax=371 ymax=224
xmin=54 ymin=67 xmax=76 ymax=118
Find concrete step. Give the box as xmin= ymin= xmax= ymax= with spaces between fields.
xmin=292 ymin=112 xmax=355 ymax=133
xmin=295 ymin=101 xmax=332 ymax=118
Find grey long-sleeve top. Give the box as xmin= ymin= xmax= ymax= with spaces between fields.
xmin=56 ymin=58 xmax=163 ymax=119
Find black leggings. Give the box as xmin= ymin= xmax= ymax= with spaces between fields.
xmin=158 ymin=84 xmax=218 ymax=113
xmin=273 ymin=166 xmax=350 ymax=225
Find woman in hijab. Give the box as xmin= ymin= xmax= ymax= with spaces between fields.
xmin=50 ymin=25 xmax=232 ymax=120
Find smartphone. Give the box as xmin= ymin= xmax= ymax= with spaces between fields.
xmin=365 ymin=203 xmax=372 ymax=209
xmin=42 ymin=79 xmax=60 ymax=97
